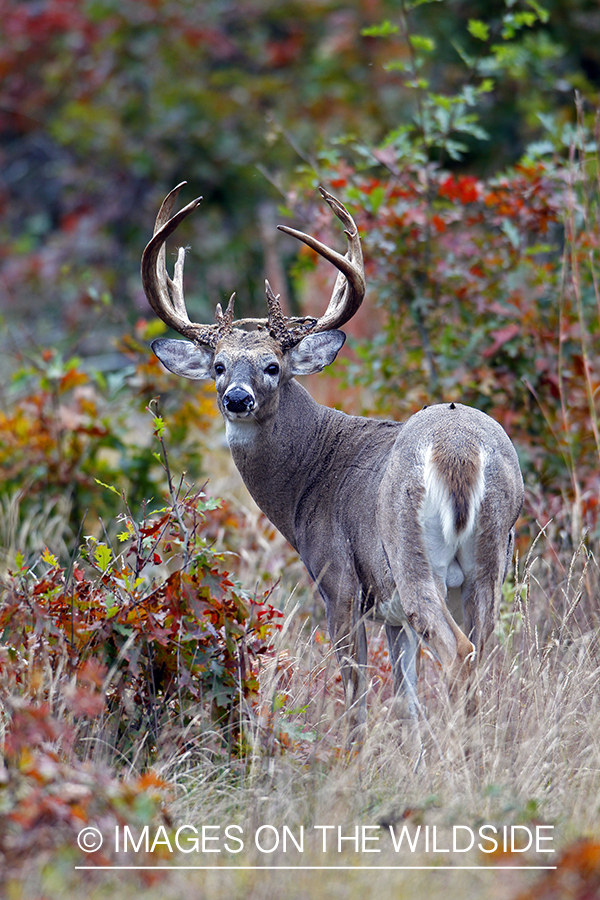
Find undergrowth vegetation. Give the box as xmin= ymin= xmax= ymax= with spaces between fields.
xmin=2 ymin=511 xmax=600 ymax=898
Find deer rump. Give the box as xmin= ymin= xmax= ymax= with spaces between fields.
xmin=285 ymin=400 xmax=520 ymax=709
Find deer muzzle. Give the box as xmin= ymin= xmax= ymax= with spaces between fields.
xmin=222 ymin=385 xmax=256 ymax=416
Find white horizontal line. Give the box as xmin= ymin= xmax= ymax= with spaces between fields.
xmin=75 ymin=865 xmax=558 ymax=871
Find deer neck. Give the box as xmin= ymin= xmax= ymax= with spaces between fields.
xmin=224 ymin=379 xmax=335 ymax=547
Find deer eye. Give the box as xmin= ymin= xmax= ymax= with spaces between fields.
xmin=265 ymin=363 xmax=280 ymax=377
xmin=214 ymin=362 xmax=226 ymax=376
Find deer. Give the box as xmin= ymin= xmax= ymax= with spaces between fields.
xmin=141 ymin=182 xmax=524 ymax=740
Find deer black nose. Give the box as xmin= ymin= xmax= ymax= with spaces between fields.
xmin=223 ymin=386 xmax=255 ymax=413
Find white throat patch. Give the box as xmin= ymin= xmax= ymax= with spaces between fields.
xmin=224 ymin=416 xmax=259 ymax=447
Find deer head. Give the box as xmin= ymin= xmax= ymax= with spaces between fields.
xmin=141 ymin=183 xmax=366 ymax=424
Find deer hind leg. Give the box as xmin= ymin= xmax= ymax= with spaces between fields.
xmin=382 ymin=556 xmax=475 ymax=700
xmin=433 ymin=588 xmax=477 ymax=700
xmin=385 ymin=623 xmax=424 ymax=758
xmin=456 ymin=525 xmax=514 ymax=718
xmin=379 ymin=492 xmax=476 ymax=703
xmin=460 ymin=525 xmax=515 ymax=654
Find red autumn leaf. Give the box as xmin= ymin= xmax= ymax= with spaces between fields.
xmin=483 ymin=323 xmax=521 ymax=358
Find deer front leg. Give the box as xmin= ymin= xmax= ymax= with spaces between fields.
xmin=386 ymin=623 xmax=420 ymax=720
xmin=324 ymin=589 xmax=368 ymax=747
xmin=385 ymin=623 xmax=424 ymax=757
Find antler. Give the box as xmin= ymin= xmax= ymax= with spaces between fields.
xmin=277 ymin=186 xmax=366 ymax=334
xmin=141 ymin=183 xmax=365 ymax=350
xmin=141 ymin=182 xmax=237 ymax=349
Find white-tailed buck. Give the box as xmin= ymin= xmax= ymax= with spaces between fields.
xmin=141 ymin=183 xmax=524 ymax=734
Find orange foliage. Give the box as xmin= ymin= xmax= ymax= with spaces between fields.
xmin=515 ymin=840 xmax=600 ymax=900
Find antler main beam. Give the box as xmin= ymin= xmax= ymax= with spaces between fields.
xmin=141 ymin=182 xmax=366 ymax=350
xmin=277 ymin=186 xmax=365 ymax=334
xmin=141 ymin=182 xmax=236 ymax=349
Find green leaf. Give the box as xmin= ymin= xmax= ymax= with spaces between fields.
xmin=282 ymin=704 xmax=310 ymax=716
xmin=468 ymin=19 xmax=490 ymax=41
xmin=452 ymin=40 xmax=475 ymax=68
xmin=122 ymin=572 xmax=145 ymax=592
xmin=153 ymin=416 xmax=166 ymax=438
xmin=143 ymin=319 xmax=168 ymax=339
xmin=361 ymin=20 xmax=399 ymax=38
xmin=427 ymin=92 xmax=453 ymax=111
xmin=364 ymin=185 xmax=386 ymax=216
xmin=501 ymin=218 xmax=521 ymax=249
xmin=94 ymin=543 xmax=113 ymax=572
xmin=525 ymin=242 xmax=553 ymax=255
xmin=104 ymin=592 xmax=119 ymax=617
xmin=94 ymin=478 xmax=121 ymax=497
xmin=501 ymin=11 xmax=536 ymax=39
xmin=200 ymin=496 xmax=223 ymax=512
xmin=272 ymin=693 xmax=287 ymax=711
xmin=526 ymin=0 xmax=549 ymax=23
xmin=409 ymin=35 xmax=436 ymax=52
xmin=405 ymin=0 xmax=443 ymax=8
xmin=41 ymin=547 xmax=59 ymax=567
xmin=460 ymin=84 xmax=479 ymax=106
xmin=522 ymin=139 xmax=555 ymax=161
xmin=384 ymin=60 xmax=412 ymax=73
xmin=441 ymin=138 xmax=468 ymax=160
xmin=514 ymin=11 xmax=537 ymax=28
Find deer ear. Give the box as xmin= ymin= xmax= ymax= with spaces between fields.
xmin=288 ymin=330 xmax=346 ymax=376
xmin=151 ymin=338 xmax=214 ymax=380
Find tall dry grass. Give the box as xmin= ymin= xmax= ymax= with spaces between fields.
xmin=164 ymin=523 xmax=600 ymax=829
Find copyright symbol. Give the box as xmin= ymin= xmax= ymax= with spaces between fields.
xmin=77 ymin=826 xmax=103 ymax=853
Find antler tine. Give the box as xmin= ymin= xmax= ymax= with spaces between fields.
xmin=142 ymin=182 xmax=217 ymax=343
xmin=264 ymin=280 xmax=316 ymax=349
xmin=153 ymin=185 xmax=189 ymax=319
xmin=277 ymin=186 xmax=366 ymax=333
xmin=264 ymin=280 xmax=288 ymax=341
xmin=143 ymin=185 xmax=275 ymax=346
xmin=215 ymin=293 xmax=237 ymax=332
